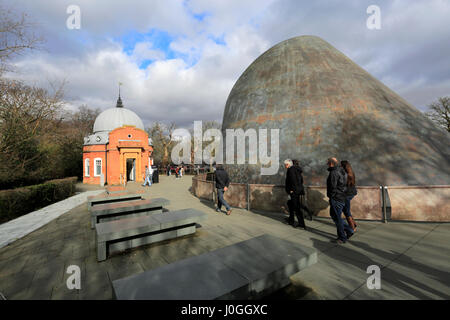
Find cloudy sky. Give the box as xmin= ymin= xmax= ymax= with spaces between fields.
xmin=3 ymin=0 xmax=450 ymax=128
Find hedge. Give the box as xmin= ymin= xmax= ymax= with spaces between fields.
xmin=0 ymin=177 xmax=78 ymax=224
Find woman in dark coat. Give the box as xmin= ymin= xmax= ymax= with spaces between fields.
xmin=341 ymin=160 xmax=357 ymax=231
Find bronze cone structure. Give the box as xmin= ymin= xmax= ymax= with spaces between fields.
xmin=222 ymin=36 xmax=450 ymax=186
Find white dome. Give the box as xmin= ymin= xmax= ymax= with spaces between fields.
xmin=93 ymin=107 xmax=145 ymax=133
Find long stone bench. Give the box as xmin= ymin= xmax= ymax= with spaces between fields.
xmin=95 ymin=208 xmax=207 ymax=262
xmin=111 ymin=234 xmax=317 ymax=300
xmin=90 ymin=198 xmax=170 ymax=228
xmin=87 ymin=192 xmax=143 ymax=211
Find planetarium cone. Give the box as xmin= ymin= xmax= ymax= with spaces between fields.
xmin=222 ymin=35 xmax=450 ymax=186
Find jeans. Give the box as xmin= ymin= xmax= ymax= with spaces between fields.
xmin=343 ymin=195 xmax=355 ymax=218
xmin=217 ymin=188 xmax=231 ymax=211
xmin=329 ymin=198 xmax=353 ymax=241
xmin=142 ymin=175 xmax=152 ymax=186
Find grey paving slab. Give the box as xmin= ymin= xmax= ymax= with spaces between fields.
xmin=395 ymin=242 xmax=450 ymax=273
xmin=290 ymin=251 xmax=370 ymax=300
xmin=347 ymin=261 xmax=450 ymax=300
xmin=0 ymin=190 xmax=103 ymax=249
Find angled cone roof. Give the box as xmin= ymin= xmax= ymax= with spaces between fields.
xmin=222 ymin=35 xmax=450 ymax=186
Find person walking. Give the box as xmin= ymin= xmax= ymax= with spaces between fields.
xmin=284 ymin=159 xmax=306 ymax=230
xmin=326 ymin=157 xmax=353 ymax=243
xmin=341 ymin=160 xmax=358 ymax=231
xmin=292 ymin=159 xmax=314 ymax=221
xmin=215 ymin=164 xmax=232 ymax=215
xmin=142 ymin=165 xmax=152 ymax=187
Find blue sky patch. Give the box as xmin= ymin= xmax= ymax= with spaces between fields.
xmin=117 ymin=29 xmax=204 ymax=69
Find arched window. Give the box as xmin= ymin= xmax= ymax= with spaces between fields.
xmin=94 ymin=158 xmax=102 ymax=177
xmin=85 ymin=158 xmax=90 ymax=176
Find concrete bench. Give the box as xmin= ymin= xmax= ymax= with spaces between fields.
xmin=90 ymin=198 xmax=170 ymax=228
xmin=95 ymin=208 xmax=207 ymax=262
xmin=87 ymin=192 xmax=143 ymax=211
xmin=111 ymin=234 xmax=317 ymax=300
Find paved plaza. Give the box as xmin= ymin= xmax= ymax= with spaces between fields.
xmin=0 ymin=175 xmax=449 ymax=300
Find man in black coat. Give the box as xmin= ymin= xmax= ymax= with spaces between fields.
xmin=326 ymin=157 xmax=354 ymax=243
xmin=215 ymin=164 xmax=232 ymax=215
xmin=284 ymin=159 xmax=306 ymax=229
xmin=292 ymin=159 xmax=314 ymax=221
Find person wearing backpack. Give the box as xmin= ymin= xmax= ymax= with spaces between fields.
xmin=326 ymin=157 xmax=354 ymax=244
xmin=341 ymin=160 xmax=358 ymax=231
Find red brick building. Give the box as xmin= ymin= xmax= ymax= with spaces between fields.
xmin=82 ymin=95 xmax=153 ymax=185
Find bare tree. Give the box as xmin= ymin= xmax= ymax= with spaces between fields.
xmin=0 ymin=3 xmax=44 ymax=74
xmin=0 ymin=78 xmax=65 ymax=185
xmin=426 ymin=96 xmax=450 ymax=132
xmin=147 ymin=122 xmax=176 ymax=167
xmin=189 ymin=120 xmax=221 ymax=165
xmin=55 ymin=105 xmax=100 ymax=178
xmin=64 ymin=104 xmax=101 ymax=137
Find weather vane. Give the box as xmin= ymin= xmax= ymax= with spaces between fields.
xmin=118 ymin=81 xmax=123 ymax=97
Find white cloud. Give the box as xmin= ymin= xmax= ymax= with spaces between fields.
xmin=3 ymin=0 xmax=450 ymax=130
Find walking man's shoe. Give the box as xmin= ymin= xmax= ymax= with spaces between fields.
xmin=297 ymin=222 xmax=306 ymax=230
xmin=216 ymin=208 xmax=221 ymax=213
xmin=226 ymin=209 xmax=232 ymax=215
xmin=284 ymin=217 xmax=294 ymax=225
xmin=332 ymin=238 xmax=346 ymax=244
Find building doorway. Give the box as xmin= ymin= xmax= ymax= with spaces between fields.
xmin=126 ymin=158 xmax=136 ymax=181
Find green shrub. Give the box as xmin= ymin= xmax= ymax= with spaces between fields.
xmin=0 ymin=177 xmax=77 ymax=224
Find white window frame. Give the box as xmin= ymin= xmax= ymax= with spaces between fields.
xmin=85 ymin=158 xmax=90 ymax=177
xmin=94 ymin=158 xmax=102 ymax=177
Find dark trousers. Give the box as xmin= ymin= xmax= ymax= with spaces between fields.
xmin=217 ymin=188 xmax=231 ymax=211
xmin=343 ymin=195 xmax=355 ymax=218
xmin=287 ymin=194 xmax=305 ymax=228
xmin=329 ymin=198 xmax=353 ymax=241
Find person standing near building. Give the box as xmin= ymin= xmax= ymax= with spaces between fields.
xmin=326 ymin=157 xmax=353 ymax=243
xmin=284 ymin=159 xmax=306 ymax=230
xmin=142 ymin=165 xmax=152 ymax=187
xmin=215 ymin=164 xmax=232 ymax=215
xmin=341 ymin=160 xmax=358 ymax=231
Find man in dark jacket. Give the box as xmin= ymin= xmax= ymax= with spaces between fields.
xmin=215 ymin=164 xmax=232 ymax=215
xmin=326 ymin=157 xmax=353 ymax=243
xmin=292 ymin=159 xmax=314 ymax=221
xmin=285 ymin=159 xmax=306 ymax=229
